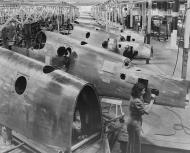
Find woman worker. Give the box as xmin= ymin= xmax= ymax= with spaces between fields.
xmin=127 ymin=82 xmax=156 ymax=153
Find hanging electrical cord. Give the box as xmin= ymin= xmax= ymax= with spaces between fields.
xmin=172 ymin=8 xmax=187 ymax=76
xmin=172 ymin=39 xmax=180 ymax=76
xmin=165 ymin=106 xmax=190 ymax=135
xmin=155 ymin=106 xmax=190 ymax=136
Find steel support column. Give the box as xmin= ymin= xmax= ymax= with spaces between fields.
xmin=182 ymin=0 xmax=190 ymax=79
xmin=170 ymin=0 xmax=180 ymax=48
xmin=142 ymin=2 xmax=146 ymax=33
xmin=146 ymin=0 xmax=152 ymax=44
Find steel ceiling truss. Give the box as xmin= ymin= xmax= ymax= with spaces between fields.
xmin=0 ymin=2 xmax=78 ymax=31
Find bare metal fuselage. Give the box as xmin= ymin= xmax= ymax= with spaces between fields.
xmin=0 ymin=48 xmax=102 ymax=153
xmin=12 ymin=30 xmax=189 ymax=108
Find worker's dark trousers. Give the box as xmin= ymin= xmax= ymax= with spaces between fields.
xmin=119 ymin=141 xmax=127 ymax=153
xmin=127 ymin=122 xmax=141 ymax=153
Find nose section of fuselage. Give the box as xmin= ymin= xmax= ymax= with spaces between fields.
xmin=118 ymin=66 xmax=188 ymax=108
xmin=154 ymin=77 xmax=187 ymax=108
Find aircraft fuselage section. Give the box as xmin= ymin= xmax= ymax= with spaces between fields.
xmin=12 ymin=31 xmax=189 ymax=107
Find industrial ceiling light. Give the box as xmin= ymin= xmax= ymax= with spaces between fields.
xmin=152 ymin=2 xmax=157 ymax=8
xmin=168 ymin=1 xmax=174 ymax=4
xmin=153 ymin=2 xmax=157 ymax=5
xmin=168 ymin=0 xmax=174 ymax=9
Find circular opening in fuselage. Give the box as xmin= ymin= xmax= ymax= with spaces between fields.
xmin=15 ymin=76 xmax=27 ymax=95
xmin=57 ymin=47 xmax=67 ymax=57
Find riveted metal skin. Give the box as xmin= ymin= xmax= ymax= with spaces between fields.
xmin=11 ymin=30 xmax=189 ymax=108
xmin=0 ymin=48 xmax=102 ymax=153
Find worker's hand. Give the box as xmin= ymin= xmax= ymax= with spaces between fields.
xmin=121 ymin=112 xmax=125 ymax=116
xmin=150 ymin=94 xmax=156 ymax=104
xmin=151 ymin=94 xmax=156 ymax=98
